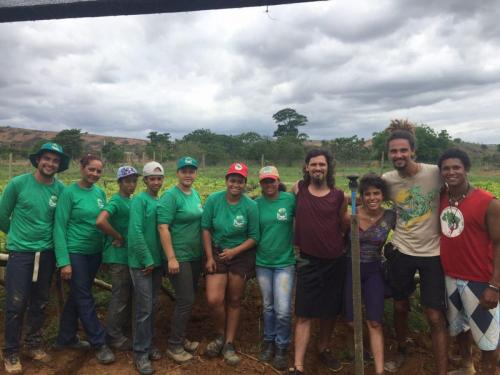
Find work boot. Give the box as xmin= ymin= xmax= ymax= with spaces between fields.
xmin=204 ymin=335 xmax=224 ymax=358
xmin=54 ymin=337 xmax=91 ymax=351
xmin=273 ymin=347 xmax=289 ymax=370
xmin=319 ymin=349 xmax=342 ymax=372
xmin=3 ymin=353 xmax=22 ymax=374
xmin=24 ymin=347 xmax=52 ymax=363
xmin=183 ymin=339 xmax=200 ymax=353
xmin=166 ymin=346 xmax=193 ymax=364
xmin=95 ymin=344 xmax=115 ymax=364
xmin=259 ymin=341 xmax=274 ymax=363
xmin=149 ymin=347 xmax=162 ymax=361
xmin=135 ymin=353 xmax=154 ymax=375
xmin=222 ymin=342 xmax=240 ymax=366
xmin=109 ymin=337 xmax=132 ymax=351
xmin=384 ymin=346 xmax=407 ymax=373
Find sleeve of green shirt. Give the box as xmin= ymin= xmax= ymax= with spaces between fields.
xmin=247 ymin=201 xmax=260 ymax=243
xmin=201 ymin=193 xmax=215 ymax=230
xmin=103 ymin=196 xmax=119 ymax=216
xmin=54 ymin=188 xmax=72 ymax=267
xmin=157 ymin=192 xmax=176 ymax=225
xmin=128 ymin=197 xmax=154 ymax=268
xmin=0 ymin=178 xmax=17 ymax=234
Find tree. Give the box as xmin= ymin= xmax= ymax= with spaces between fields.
xmin=325 ymin=136 xmax=370 ymax=164
xmin=102 ymin=141 xmax=124 ymax=164
xmin=272 ymin=108 xmax=308 ymax=139
xmin=146 ymin=131 xmax=173 ymax=161
xmin=52 ymin=129 xmax=84 ymax=159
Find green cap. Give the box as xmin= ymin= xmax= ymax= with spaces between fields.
xmin=177 ymin=156 xmax=198 ymax=170
xmin=29 ymin=142 xmax=70 ymax=173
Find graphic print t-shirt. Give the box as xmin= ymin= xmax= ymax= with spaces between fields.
xmin=383 ymin=163 xmax=441 ymax=257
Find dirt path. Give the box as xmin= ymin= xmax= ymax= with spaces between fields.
xmin=0 ymin=279 xmax=478 ymax=374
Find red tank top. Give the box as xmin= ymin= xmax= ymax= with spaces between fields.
xmin=294 ymin=181 xmax=345 ymax=259
xmin=440 ymin=188 xmax=495 ymax=282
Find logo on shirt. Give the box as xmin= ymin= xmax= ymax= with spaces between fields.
xmin=277 ymin=208 xmax=288 ymax=221
xmin=440 ymin=207 xmax=464 ymax=238
xmin=48 ymin=195 xmax=58 ymax=207
xmin=97 ymin=198 xmax=104 ymax=209
xmin=233 ymin=215 xmax=245 ymax=228
xmin=395 ymin=186 xmax=437 ymax=229
xmin=197 ymin=203 xmax=203 ymax=213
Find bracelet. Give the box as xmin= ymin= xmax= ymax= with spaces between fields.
xmin=487 ymin=284 xmax=500 ymax=292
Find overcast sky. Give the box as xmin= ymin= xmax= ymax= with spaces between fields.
xmin=1 ymin=0 xmax=500 ymax=143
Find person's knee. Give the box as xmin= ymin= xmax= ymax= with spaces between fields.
xmin=394 ymin=299 xmax=410 ymax=313
xmin=366 ymin=320 xmax=382 ymax=330
xmin=425 ymin=308 xmax=445 ymax=328
xmin=206 ymin=292 xmax=224 ymax=308
xmin=226 ymin=293 xmax=242 ymax=309
xmin=7 ymin=289 xmax=27 ymax=314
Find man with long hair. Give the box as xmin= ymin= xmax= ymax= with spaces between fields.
xmin=382 ymin=119 xmax=448 ymax=375
xmin=289 ymin=149 xmax=348 ymax=375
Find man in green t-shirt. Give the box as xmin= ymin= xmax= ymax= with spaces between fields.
xmin=0 ymin=143 xmax=68 ymax=374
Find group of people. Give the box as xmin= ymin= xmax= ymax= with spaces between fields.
xmin=0 ymin=120 xmax=498 ymax=375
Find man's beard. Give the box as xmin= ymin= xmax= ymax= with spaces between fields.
xmin=310 ymin=175 xmax=324 ymax=186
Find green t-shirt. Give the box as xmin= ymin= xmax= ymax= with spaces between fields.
xmin=54 ymin=182 xmax=106 ymax=267
xmin=0 ymin=173 xmax=65 ymax=252
xmin=128 ymin=191 xmax=163 ymax=269
xmin=256 ymin=192 xmax=296 ymax=268
xmin=102 ymin=193 xmax=131 ymax=265
xmin=157 ymin=186 xmax=203 ymax=262
xmin=201 ymin=190 xmax=260 ymax=250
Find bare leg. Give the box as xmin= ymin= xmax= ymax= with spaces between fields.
xmin=205 ymin=274 xmax=228 ymax=337
xmin=367 ymin=320 xmax=384 ymax=374
xmin=456 ymin=331 xmax=474 ymax=368
xmin=224 ymin=273 xmax=246 ymax=344
xmin=293 ymin=317 xmax=311 ymax=372
xmin=424 ymin=307 xmax=448 ymax=375
xmin=318 ymin=319 xmax=335 ymax=352
xmin=394 ymin=299 xmax=410 ymax=349
xmin=480 ymin=350 xmax=497 ymax=375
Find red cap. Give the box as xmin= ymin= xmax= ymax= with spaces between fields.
xmin=226 ymin=162 xmax=248 ymax=178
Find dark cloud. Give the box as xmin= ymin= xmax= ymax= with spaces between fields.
xmin=0 ymin=1 xmax=499 ymax=144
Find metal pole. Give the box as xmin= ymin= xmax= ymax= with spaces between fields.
xmin=8 ymin=152 xmax=13 ymax=180
xmin=348 ymin=175 xmax=364 ymax=375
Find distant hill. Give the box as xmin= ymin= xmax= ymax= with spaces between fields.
xmin=0 ymin=126 xmax=148 ymax=151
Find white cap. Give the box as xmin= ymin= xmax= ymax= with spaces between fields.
xmin=143 ymin=161 xmax=164 ymax=177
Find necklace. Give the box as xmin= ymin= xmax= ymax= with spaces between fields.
xmin=448 ymin=183 xmax=470 ymax=207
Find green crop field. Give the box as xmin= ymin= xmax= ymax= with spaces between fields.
xmin=0 ymin=160 xmax=499 ymax=252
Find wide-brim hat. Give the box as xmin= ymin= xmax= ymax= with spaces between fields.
xmin=29 ymin=142 xmax=70 ymax=173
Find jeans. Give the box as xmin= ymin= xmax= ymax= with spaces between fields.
xmin=106 ymin=263 xmax=133 ymax=345
xmin=129 ymin=267 xmax=162 ymax=355
xmin=255 ymin=265 xmax=295 ymax=349
xmin=56 ymin=253 xmax=106 ymax=347
xmin=3 ymin=250 xmax=55 ymax=355
xmin=167 ymin=260 xmax=201 ymax=350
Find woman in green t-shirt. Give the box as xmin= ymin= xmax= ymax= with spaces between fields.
xmin=127 ymin=161 xmax=165 ymax=375
xmin=96 ymin=166 xmax=139 ymax=351
xmin=54 ymin=154 xmax=115 ymax=364
xmin=255 ymin=166 xmax=296 ymax=371
xmin=158 ymin=156 xmax=203 ymax=364
xmin=201 ymin=162 xmax=260 ymax=366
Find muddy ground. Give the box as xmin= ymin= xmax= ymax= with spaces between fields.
xmin=0 ymin=277 xmax=491 ymax=375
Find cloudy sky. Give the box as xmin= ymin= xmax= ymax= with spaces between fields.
xmin=1 ymin=0 xmax=500 ymax=143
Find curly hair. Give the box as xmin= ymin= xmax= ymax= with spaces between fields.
xmin=437 ymin=148 xmax=471 ymax=172
xmin=386 ymin=118 xmax=417 ymax=151
xmin=358 ymin=173 xmax=389 ymax=201
xmin=302 ymin=148 xmax=335 ymax=188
